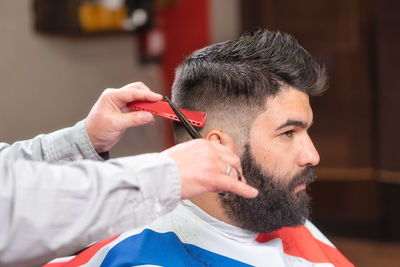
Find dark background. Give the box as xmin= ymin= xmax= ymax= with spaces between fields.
xmin=241 ymin=0 xmax=400 ymax=241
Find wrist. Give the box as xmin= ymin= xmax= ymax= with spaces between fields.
xmin=83 ymin=119 xmax=110 ymax=160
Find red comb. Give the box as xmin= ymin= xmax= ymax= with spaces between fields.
xmin=128 ymin=101 xmax=207 ymax=128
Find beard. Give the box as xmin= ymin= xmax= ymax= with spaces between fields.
xmin=220 ymin=144 xmax=316 ymax=233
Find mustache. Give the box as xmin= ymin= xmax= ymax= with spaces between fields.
xmin=287 ymin=166 xmax=316 ymax=192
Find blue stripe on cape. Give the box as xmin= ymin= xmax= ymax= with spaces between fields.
xmin=100 ymin=229 xmax=251 ymax=267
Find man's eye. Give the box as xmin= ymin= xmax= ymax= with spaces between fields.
xmin=282 ymin=130 xmax=294 ymax=138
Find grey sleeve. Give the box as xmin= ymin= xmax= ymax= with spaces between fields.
xmin=0 ymin=123 xmax=181 ymax=266
xmin=0 ymin=120 xmax=104 ymax=163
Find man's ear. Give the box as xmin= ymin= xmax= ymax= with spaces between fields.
xmin=204 ymin=130 xmax=239 ymax=154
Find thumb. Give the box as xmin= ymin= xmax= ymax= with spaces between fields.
xmin=118 ymin=111 xmax=155 ymax=129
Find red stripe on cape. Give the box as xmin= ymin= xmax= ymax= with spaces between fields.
xmin=43 ymin=234 xmax=120 ymax=267
xmin=256 ymin=226 xmax=354 ymax=266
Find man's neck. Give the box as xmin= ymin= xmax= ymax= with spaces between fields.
xmin=190 ymin=193 xmax=237 ymax=226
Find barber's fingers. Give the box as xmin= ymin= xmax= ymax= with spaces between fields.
xmin=204 ymin=143 xmax=255 ymax=196
xmin=210 ymin=142 xmax=243 ymax=176
xmin=121 ymin=82 xmax=152 ymax=92
xmin=180 ymin=140 xmax=244 ymax=181
xmin=118 ymin=111 xmax=155 ymax=129
xmin=110 ymin=82 xmax=162 ymax=108
xmin=225 ymin=165 xmax=247 ymax=184
xmin=213 ymin=174 xmax=258 ymax=198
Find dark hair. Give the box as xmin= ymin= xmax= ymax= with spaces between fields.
xmin=172 ymin=29 xmax=327 ymax=143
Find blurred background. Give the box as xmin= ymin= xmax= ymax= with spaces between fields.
xmin=1 ymin=0 xmax=400 ymax=265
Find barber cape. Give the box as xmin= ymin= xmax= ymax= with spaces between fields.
xmin=45 ymin=200 xmax=353 ymax=267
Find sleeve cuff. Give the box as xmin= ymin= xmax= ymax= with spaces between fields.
xmin=44 ymin=120 xmax=104 ymax=163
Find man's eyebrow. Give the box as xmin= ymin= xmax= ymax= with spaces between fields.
xmin=276 ymin=119 xmax=312 ymax=131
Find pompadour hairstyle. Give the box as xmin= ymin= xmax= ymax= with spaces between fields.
xmin=172 ymin=29 xmax=328 ymax=143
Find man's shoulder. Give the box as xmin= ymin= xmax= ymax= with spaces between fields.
xmin=256 ymin=220 xmax=354 ymax=267
xmin=71 ymin=203 xmax=257 ymax=266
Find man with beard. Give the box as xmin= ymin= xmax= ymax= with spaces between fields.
xmin=44 ymin=29 xmax=354 ymax=266
xmin=221 ymin=146 xmax=316 ymax=234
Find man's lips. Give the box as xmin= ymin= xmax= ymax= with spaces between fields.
xmin=286 ymin=167 xmax=316 ymax=193
xmin=294 ymin=183 xmax=306 ymax=193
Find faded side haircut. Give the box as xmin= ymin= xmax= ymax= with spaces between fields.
xmin=171 ymin=29 xmax=327 ymax=147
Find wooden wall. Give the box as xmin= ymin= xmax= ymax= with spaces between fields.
xmin=241 ymin=0 xmax=400 ymax=240
xmin=375 ymin=0 xmax=400 ymax=240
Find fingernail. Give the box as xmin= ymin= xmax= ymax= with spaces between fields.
xmin=142 ymin=112 xmax=154 ymax=123
xmin=150 ymin=93 xmax=162 ymax=101
xmin=251 ymin=188 xmax=259 ymax=196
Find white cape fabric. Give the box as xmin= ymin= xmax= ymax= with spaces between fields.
xmin=45 ymin=200 xmax=354 ymax=267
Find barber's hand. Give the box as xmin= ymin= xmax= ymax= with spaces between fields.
xmin=162 ymin=139 xmax=259 ymax=199
xmin=86 ymin=82 xmax=162 ymax=153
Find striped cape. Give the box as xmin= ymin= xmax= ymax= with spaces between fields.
xmin=45 ymin=201 xmax=354 ymax=267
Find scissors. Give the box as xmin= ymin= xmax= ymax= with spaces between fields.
xmin=164 ymin=96 xmax=242 ymax=183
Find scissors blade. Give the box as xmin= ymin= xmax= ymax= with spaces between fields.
xmin=164 ymin=96 xmax=203 ymax=139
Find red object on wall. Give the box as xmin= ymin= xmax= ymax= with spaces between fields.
xmin=158 ymin=0 xmax=210 ymax=146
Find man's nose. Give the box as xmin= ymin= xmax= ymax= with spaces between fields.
xmin=298 ymin=134 xmax=320 ymax=167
